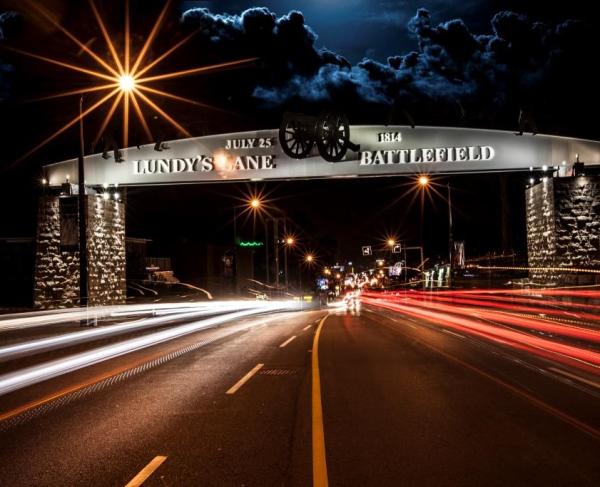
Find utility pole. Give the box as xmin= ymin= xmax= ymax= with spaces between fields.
xmin=447 ymin=182 xmax=453 ymax=287
xmin=233 ymin=206 xmax=239 ymax=293
xmin=77 ymin=95 xmax=88 ymax=311
xmin=264 ymin=219 xmax=270 ymax=284
xmin=283 ymin=218 xmax=289 ymax=290
xmin=273 ymin=219 xmax=280 ymax=289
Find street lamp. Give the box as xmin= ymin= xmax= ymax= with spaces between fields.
xmin=415 ymin=175 xmax=453 ymax=285
xmin=232 ymin=196 xmax=264 ymax=293
xmin=387 ymin=238 xmax=396 ymax=247
xmin=283 ymin=235 xmax=295 ymax=290
xmin=118 ymin=74 xmax=135 ymax=92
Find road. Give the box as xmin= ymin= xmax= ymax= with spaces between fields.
xmin=1 ymin=302 xmax=600 ymax=486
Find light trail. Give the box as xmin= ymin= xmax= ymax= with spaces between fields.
xmin=362 ymin=293 xmax=600 ymax=376
xmin=423 ymin=291 xmax=600 ymax=313
xmin=0 ymin=302 xmax=273 ymax=361
xmin=406 ymin=293 xmax=600 ymax=324
xmin=0 ymin=301 xmax=268 ymax=332
xmin=433 ymin=287 xmax=600 ymax=298
xmin=398 ymin=296 xmax=600 ymax=343
xmin=0 ymin=301 xmax=299 ymax=396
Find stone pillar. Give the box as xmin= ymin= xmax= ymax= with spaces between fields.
xmin=34 ymin=194 xmax=126 ymax=309
xmin=526 ymin=176 xmax=600 ymax=285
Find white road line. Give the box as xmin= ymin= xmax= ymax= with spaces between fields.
xmin=124 ymin=455 xmax=167 ymax=487
xmin=303 ymin=325 xmax=312 ymax=331
xmin=279 ymin=335 xmax=297 ymax=348
xmin=442 ymin=329 xmax=465 ymax=339
xmin=226 ymin=363 xmax=264 ymax=394
xmin=549 ymin=367 xmax=600 ymax=390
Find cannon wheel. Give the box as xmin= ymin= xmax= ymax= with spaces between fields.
xmin=316 ymin=112 xmax=350 ymax=162
xmin=279 ymin=118 xmax=314 ymax=159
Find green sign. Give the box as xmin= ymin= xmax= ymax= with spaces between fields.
xmin=238 ymin=241 xmax=264 ymax=248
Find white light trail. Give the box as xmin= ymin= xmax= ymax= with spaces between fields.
xmin=0 ymin=301 xmax=267 ymax=361
xmin=0 ymin=301 xmax=299 ymax=396
xmin=0 ymin=300 xmax=263 ymax=332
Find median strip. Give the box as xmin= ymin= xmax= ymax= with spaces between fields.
xmin=226 ymin=363 xmax=264 ymax=394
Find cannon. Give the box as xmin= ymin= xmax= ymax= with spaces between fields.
xmin=279 ymin=111 xmax=360 ymax=162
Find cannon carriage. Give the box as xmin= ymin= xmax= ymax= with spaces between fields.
xmin=279 ymin=111 xmax=360 ymax=162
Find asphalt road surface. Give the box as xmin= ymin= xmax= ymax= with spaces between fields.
xmin=1 ymin=305 xmax=600 ymax=486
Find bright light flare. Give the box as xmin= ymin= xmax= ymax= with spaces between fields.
xmin=119 ymin=74 xmax=136 ymax=92
xmin=418 ymin=175 xmax=430 ymax=187
xmin=11 ymin=0 xmax=258 ymax=166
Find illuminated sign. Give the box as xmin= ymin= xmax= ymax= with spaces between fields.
xmin=360 ymin=145 xmax=495 ymax=165
xmin=44 ymin=126 xmax=600 ymax=187
xmin=133 ymin=155 xmax=276 ymax=174
xmin=238 ymin=241 xmax=264 ymax=248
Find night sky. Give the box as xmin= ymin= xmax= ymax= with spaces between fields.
xmin=0 ymin=0 xmax=597 ymax=267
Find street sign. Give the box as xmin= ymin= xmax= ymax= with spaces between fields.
xmin=392 ymin=244 xmax=402 ymax=254
xmin=238 ymin=240 xmax=264 ymax=247
xmin=390 ymin=262 xmax=403 ymax=276
xmin=362 ymin=245 xmax=372 ymax=256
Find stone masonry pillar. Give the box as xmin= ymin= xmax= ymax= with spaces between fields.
xmin=526 ymin=176 xmax=600 ymax=285
xmin=34 ymin=194 xmax=126 ymax=309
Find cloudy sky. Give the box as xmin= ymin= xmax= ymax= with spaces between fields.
xmin=0 ymin=0 xmax=597 ymax=258
xmin=179 ymin=0 xmax=593 ymax=62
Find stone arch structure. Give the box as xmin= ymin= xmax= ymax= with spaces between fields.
xmin=36 ymin=126 xmax=600 ymax=308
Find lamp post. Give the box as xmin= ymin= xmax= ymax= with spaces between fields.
xmin=233 ymin=196 xmax=263 ymax=294
xmin=299 ymin=253 xmax=315 ymax=297
xmin=417 ymin=175 xmax=428 ymax=265
xmin=77 ymin=95 xmax=88 ymax=311
xmin=447 ymin=182 xmax=453 ymax=287
xmin=416 ymin=175 xmax=452 ymax=286
xmin=284 ymin=235 xmax=295 ymax=290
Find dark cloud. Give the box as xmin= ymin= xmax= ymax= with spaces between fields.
xmin=181 ymin=6 xmax=596 ymax=135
